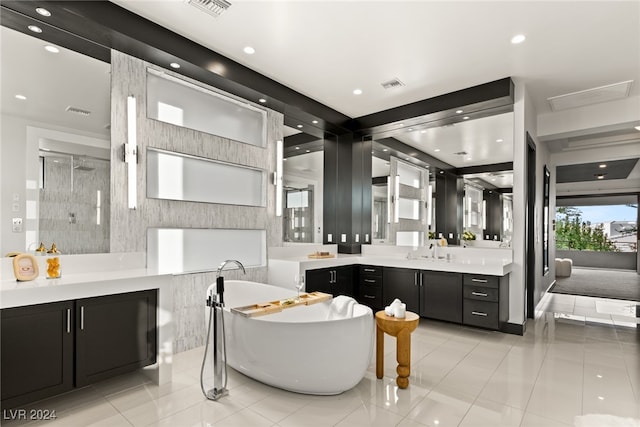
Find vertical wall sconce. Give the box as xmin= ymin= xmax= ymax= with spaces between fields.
xmin=427 ymin=184 xmax=433 ymax=227
xmin=394 ymin=175 xmax=400 ymax=223
xmin=126 ymin=96 xmax=137 ymax=209
xmin=386 ymin=176 xmax=391 ymax=224
xmin=275 ymin=140 xmax=283 ymax=216
xmin=482 ymin=199 xmax=487 ymax=230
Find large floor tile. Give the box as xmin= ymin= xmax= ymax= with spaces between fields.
xmin=405 ymin=389 xmax=475 ymax=427
xmin=458 ymin=397 xmax=524 ymax=427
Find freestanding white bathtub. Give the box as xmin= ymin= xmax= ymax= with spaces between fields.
xmin=205 ymin=280 xmax=373 ymax=395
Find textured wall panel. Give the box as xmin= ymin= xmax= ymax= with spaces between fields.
xmin=110 ymin=51 xmax=283 ymax=352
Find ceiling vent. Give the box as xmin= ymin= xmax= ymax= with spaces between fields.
xmin=65 ymin=106 xmax=91 ymax=116
xmin=187 ymin=0 xmax=231 ymax=18
xmin=453 ymin=151 xmax=468 ymax=156
xmin=547 ymin=80 xmax=633 ymax=111
xmin=381 ymin=78 xmax=405 ymax=90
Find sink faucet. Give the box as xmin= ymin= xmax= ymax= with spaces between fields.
xmin=215 ymin=260 xmax=246 ymax=306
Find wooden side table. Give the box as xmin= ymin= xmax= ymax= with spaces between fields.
xmin=375 ymin=310 xmax=420 ymax=389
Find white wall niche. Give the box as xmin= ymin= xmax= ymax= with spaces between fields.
xmin=146 ymin=68 xmax=267 ymax=147
xmin=147 ymin=148 xmax=266 ymax=207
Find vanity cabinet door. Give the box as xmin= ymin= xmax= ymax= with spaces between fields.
xmin=75 ymin=290 xmax=157 ymax=387
xmin=334 ymin=265 xmax=355 ymax=297
xmin=383 ymin=267 xmax=419 ymax=313
xmin=420 ymin=271 xmax=462 ymax=323
xmin=305 ymin=266 xmax=355 ymax=297
xmin=305 ymin=267 xmax=333 ymax=294
xmin=1 ymin=301 xmax=74 ymax=410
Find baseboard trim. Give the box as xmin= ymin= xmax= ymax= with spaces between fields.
xmin=501 ymin=322 xmax=525 ymax=336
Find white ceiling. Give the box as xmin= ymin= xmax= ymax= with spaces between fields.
xmin=111 ymin=0 xmax=640 ymax=118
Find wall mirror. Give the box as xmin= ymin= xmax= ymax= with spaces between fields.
xmin=1 ymin=27 xmax=111 ymax=255
xmin=282 ymin=124 xmax=325 ymax=243
xmin=369 ymin=111 xmax=514 ymax=247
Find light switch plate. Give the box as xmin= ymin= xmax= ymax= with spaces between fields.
xmin=327 ymin=233 xmax=333 ymax=242
xmin=341 ymin=234 xmax=347 ymax=243
xmin=12 ymin=217 xmax=23 ymax=232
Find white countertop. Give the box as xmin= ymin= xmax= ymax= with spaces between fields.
xmin=0 ymin=268 xmax=172 ymax=309
xmin=273 ymin=254 xmax=512 ymax=276
xmin=0 ymin=253 xmax=173 ymax=309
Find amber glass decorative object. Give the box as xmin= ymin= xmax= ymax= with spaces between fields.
xmin=46 ymin=257 xmax=61 ymax=279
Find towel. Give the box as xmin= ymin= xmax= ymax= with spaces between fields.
xmin=327 ymin=295 xmax=357 ymax=320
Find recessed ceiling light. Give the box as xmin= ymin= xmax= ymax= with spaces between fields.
xmin=258 ymin=98 xmax=267 ymax=103
xmin=36 ymin=7 xmax=51 ymax=17
xmin=353 ymin=89 xmax=363 ymax=95
xmin=306 ymin=150 xmax=310 ymax=153
xmin=382 ymin=148 xmax=388 ymax=152
xmin=635 ymin=126 xmax=640 ymax=131
xmin=434 ymin=148 xmax=441 ymax=152
xmin=595 ymin=173 xmax=606 ymax=180
xmin=283 ymin=158 xmax=287 ymax=161
xmin=44 ymin=45 xmax=59 ymax=53
xmin=169 ymin=62 xmax=180 ymax=69
xmin=408 ymin=128 xmax=413 ymax=132
xmin=439 ymin=171 xmax=444 ymax=174
xmin=496 ymin=139 xmax=503 ymax=143
xmin=511 ymin=34 xmax=526 ymax=44
xmin=456 ymin=110 xmax=463 ymax=114
xmin=243 ymin=46 xmax=255 ymax=55
xmin=463 ymin=116 xmax=470 ymax=120
xmin=312 ymin=120 xmax=318 ymax=124
xmin=296 ymin=124 xmax=303 ymax=128
xmin=295 ymin=146 xmax=300 ymax=150
xmin=28 ymin=25 xmax=42 ymax=33
xmin=599 ymin=164 xmax=607 ymax=168
xmin=15 ymin=94 xmax=27 ymax=100
xmin=420 ymin=130 xmax=427 ymax=134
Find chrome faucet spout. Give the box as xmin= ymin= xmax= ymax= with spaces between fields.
xmin=216 ymin=259 xmax=246 ymax=278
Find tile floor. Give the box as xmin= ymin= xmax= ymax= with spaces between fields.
xmin=3 ymin=293 xmax=639 ymax=427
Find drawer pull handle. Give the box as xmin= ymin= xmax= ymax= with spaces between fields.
xmin=364 ymin=295 xmax=376 ymax=299
xmin=471 ymin=292 xmax=488 ymax=297
xmin=471 ymin=311 xmax=488 ymax=317
xmin=80 ymin=306 xmax=85 ymax=330
xmin=471 ymin=278 xmax=488 ymax=283
xmin=364 ymin=269 xmax=376 ymax=272
xmin=364 ymin=279 xmax=376 ymax=283
xmin=66 ymin=308 xmax=71 ymax=334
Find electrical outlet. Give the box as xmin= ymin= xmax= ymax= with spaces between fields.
xmin=327 ymin=233 xmax=333 ymax=242
xmin=355 ymin=234 xmax=359 ymax=243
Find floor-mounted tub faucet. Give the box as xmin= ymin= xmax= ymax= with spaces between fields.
xmin=201 ymin=259 xmax=246 ymax=401
xmin=215 ymin=260 xmax=246 ymax=306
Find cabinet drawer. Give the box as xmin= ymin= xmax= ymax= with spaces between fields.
xmin=463 ymin=274 xmax=499 ymax=288
xmin=359 ymin=284 xmax=382 ymax=307
xmin=361 ymin=276 xmax=382 ymax=287
xmin=463 ymin=299 xmax=499 ymax=329
xmin=360 ymin=265 xmax=382 ymax=276
xmin=463 ymin=285 xmax=499 ymax=302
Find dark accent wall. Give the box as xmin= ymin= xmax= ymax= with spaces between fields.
xmin=435 ymin=172 xmax=462 ymax=244
xmin=483 ymin=190 xmax=503 ymax=241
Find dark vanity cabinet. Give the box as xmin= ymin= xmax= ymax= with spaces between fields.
xmin=1 ymin=290 xmax=157 ymax=409
xmin=419 ymin=270 xmax=462 ymax=323
xmin=75 ymin=291 xmax=157 ymax=387
xmin=357 ymin=265 xmax=383 ymax=309
xmin=1 ymin=300 xmax=74 ymax=410
xmin=463 ymin=273 xmax=509 ymax=330
xmin=306 ymin=266 xmax=355 ymax=297
xmin=382 ymin=267 xmax=419 ymax=313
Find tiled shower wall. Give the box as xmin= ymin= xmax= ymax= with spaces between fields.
xmin=110 ymin=51 xmax=283 ymax=353
xmin=39 ymin=156 xmax=110 ymax=254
